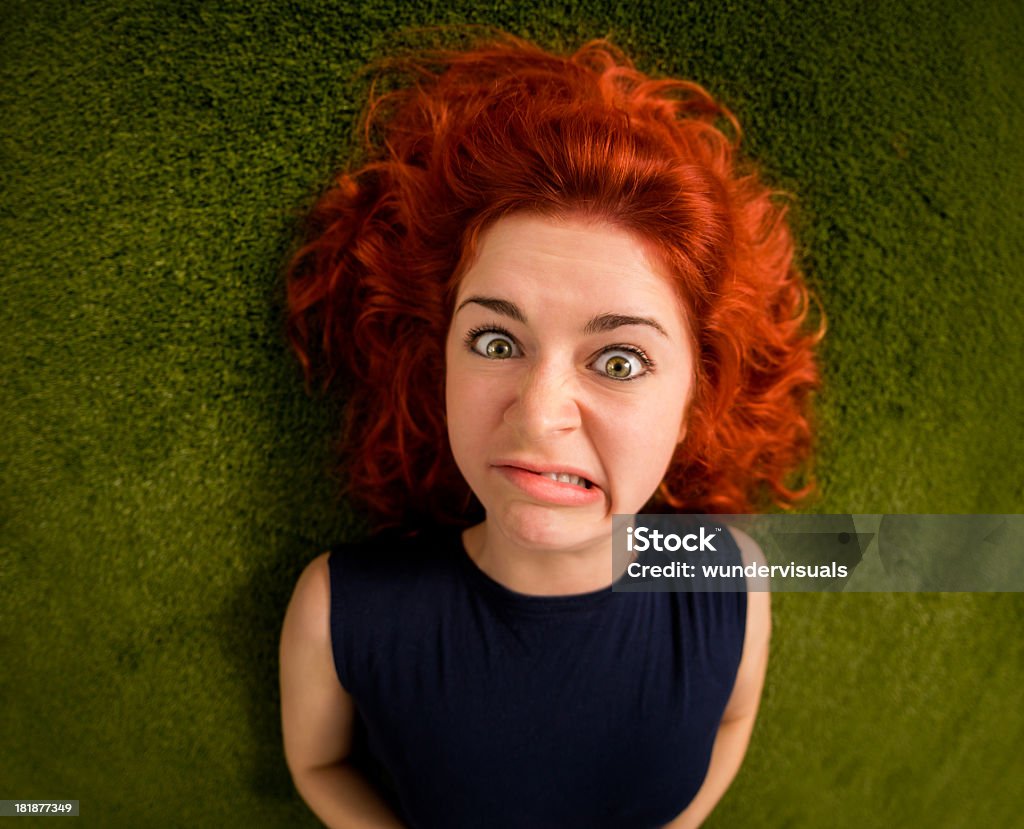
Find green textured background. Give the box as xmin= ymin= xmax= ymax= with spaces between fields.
xmin=2 ymin=0 xmax=1022 ymax=826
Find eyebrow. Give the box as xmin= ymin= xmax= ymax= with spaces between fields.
xmin=455 ymin=295 xmax=669 ymax=338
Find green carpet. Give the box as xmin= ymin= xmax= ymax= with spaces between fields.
xmin=2 ymin=0 xmax=1021 ymax=826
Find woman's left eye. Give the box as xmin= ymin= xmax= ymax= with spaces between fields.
xmin=591 ymin=348 xmax=651 ymax=381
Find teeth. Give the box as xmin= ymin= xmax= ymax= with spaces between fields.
xmin=542 ymin=472 xmax=590 ymax=489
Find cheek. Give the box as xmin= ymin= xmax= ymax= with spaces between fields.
xmin=601 ymin=394 xmax=687 ymax=494
xmin=630 ymin=422 xmax=681 ymax=479
xmin=446 ymin=396 xmax=472 ymax=452
xmin=444 ymin=360 xmax=506 ymax=460
xmin=445 ymin=374 xmax=481 ymax=495
xmin=444 ymin=368 xmax=471 ymax=452
xmin=444 ymin=339 xmax=469 ymax=432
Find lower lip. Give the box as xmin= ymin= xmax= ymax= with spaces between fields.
xmin=496 ymin=466 xmax=603 ymax=507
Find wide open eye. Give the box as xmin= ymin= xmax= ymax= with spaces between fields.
xmin=591 ymin=348 xmax=651 ymax=381
xmin=469 ymin=330 xmax=522 ymax=359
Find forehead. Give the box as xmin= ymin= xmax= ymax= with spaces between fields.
xmin=456 ymin=213 xmax=683 ymax=316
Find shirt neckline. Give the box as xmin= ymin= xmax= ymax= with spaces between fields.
xmin=446 ymin=525 xmax=620 ymax=616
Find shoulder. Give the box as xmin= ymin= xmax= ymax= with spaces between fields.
xmin=282 ymin=552 xmax=333 ymax=648
xmin=279 ymin=553 xmax=356 ymax=775
xmin=729 ymin=525 xmax=766 ymax=568
xmin=728 ymin=525 xmax=771 ymax=636
xmin=314 ymin=528 xmax=465 ymax=627
xmin=328 ymin=527 xmax=456 ymax=565
xmin=721 ymin=526 xmax=771 ymax=721
xmin=283 ymin=539 xmax=393 ymax=631
xmin=326 ymin=528 xmax=456 ymax=586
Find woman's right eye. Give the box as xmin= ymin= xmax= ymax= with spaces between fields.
xmin=469 ymin=330 xmax=521 ymax=359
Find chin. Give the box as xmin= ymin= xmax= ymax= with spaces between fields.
xmin=493 ymin=501 xmax=608 ymax=553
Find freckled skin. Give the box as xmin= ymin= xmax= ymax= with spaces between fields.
xmin=445 ymin=213 xmax=695 ymax=591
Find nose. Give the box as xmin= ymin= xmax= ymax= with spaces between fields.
xmin=503 ymin=361 xmax=582 ymax=440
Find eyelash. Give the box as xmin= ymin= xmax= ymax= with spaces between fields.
xmin=463 ymin=326 xmax=656 ymax=381
xmin=465 ymin=325 xmax=517 ymax=349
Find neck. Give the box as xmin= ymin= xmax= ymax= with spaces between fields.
xmin=461 ymin=520 xmax=633 ymax=596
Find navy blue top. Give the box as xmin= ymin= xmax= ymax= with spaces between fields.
xmin=328 ymin=526 xmax=747 ymax=829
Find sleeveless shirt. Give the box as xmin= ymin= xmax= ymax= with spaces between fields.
xmin=328 ymin=525 xmax=747 ymax=829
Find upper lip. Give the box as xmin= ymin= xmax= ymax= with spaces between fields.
xmin=492 ymin=459 xmax=600 ymax=488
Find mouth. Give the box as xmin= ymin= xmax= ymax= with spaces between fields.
xmin=492 ymin=462 xmax=602 ymax=504
xmin=533 ymin=471 xmax=593 ymax=490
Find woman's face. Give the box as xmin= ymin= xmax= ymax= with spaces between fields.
xmin=445 ymin=213 xmax=695 ymax=554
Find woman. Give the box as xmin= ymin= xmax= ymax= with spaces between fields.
xmin=279 ymin=32 xmax=820 ymax=828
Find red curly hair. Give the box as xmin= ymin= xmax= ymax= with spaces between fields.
xmin=285 ymin=32 xmax=823 ymax=528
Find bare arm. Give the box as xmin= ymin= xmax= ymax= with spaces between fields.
xmin=665 ymin=529 xmax=772 ymax=828
xmin=279 ymin=553 xmax=406 ymax=829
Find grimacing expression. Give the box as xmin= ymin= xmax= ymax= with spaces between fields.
xmin=445 ymin=213 xmax=695 ymax=554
